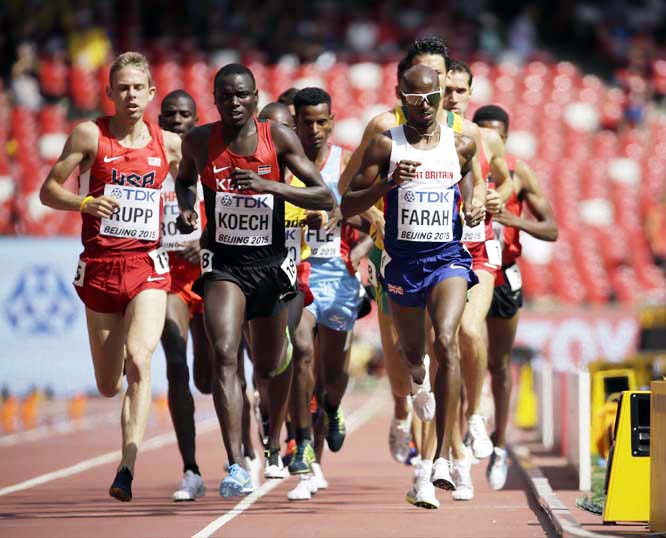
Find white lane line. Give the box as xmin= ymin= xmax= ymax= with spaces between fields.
xmin=0 ymin=412 xmax=117 ymax=447
xmin=191 ymin=388 xmax=386 ymax=538
xmin=0 ymin=416 xmax=219 ymax=497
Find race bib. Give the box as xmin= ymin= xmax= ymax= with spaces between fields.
xmin=285 ymin=227 xmax=302 ymax=264
xmin=200 ymin=248 xmax=213 ymax=274
xmin=397 ymin=184 xmax=454 ymax=242
xmin=73 ymin=259 xmax=86 ymax=287
xmin=161 ymin=193 xmax=201 ymax=251
xmin=215 ymin=192 xmax=273 ymax=246
xmin=380 ymin=249 xmax=391 ymax=278
xmin=367 ymin=256 xmax=378 ymax=287
xmin=280 ymin=255 xmax=297 ymax=287
xmin=148 ymin=247 xmax=170 ymax=275
xmin=504 ymin=263 xmax=522 ymax=292
xmin=100 ymin=184 xmax=160 ymax=241
xmin=462 ymin=221 xmax=485 ymax=242
xmin=306 ymin=226 xmax=341 ymax=259
xmin=485 ymin=239 xmax=502 ymax=267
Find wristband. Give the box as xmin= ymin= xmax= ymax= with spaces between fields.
xmin=79 ymin=195 xmax=94 ymax=212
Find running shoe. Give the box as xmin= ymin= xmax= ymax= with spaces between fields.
xmin=451 ymin=449 xmax=474 ymax=501
xmin=431 ymin=458 xmax=456 ymax=491
xmin=173 ymin=470 xmax=205 ymax=502
xmin=326 ymin=408 xmax=346 ymax=452
xmin=109 ymin=467 xmax=133 ymax=502
xmin=311 ymin=462 xmax=328 ymax=490
xmin=406 ymin=460 xmax=439 ymax=509
xmin=389 ymin=411 xmax=413 ymax=463
xmin=411 ymin=387 xmax=435 ymax=422
xmin=462 ymin=431 xmax=480 ymax=464
xmin=468 ymin=414 xmax=493 ymax=459
xmin=245 ymin=456 xmax=262 ymax=493
xmin=288 ymin=440 xmax=315 ymax=475
xmin=264 ymin=449 xmax=288 ymax=479
xmin=219 ymin=464 xmax=252 ymax=498
xmin=287 ymin=474 xmax=318 ymax=501
xmin=486 ymin=447 xmax=509 ymax=490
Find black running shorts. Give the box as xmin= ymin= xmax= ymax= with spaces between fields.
xmin=202 ymin=252 xmax=298 ymax=320
xmin=487 ymin=281 xmax=523 ymax=319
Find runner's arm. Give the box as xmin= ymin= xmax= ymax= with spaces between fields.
xmin=340 ymin=133 xmax=393 ymax=218
xmin=266 ymin=122 xmax=334 ymax=210
xmin=175 ymin=128 xmax=201 ymax=214
xmin=493 ymin=159 xmax=558 ymax=241
xmin=461 ymin=120 xmax=486 ymax=206
xmin=458 ymin=137 xmax=484 ymax=227
xmin=39 ymin=121 xmax=119 ymax=217
xmin=485 ymin=128 xmax=512 ymax=203
xmin=163 ymin=130 xmax=182 ymax=181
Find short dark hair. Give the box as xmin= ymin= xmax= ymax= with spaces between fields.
xmin=404 ymin=36 xmax=449 ymax=67
xmin=473 ymin=105 xmax=510 ymax=131
xmin=278 ymin=88 xmax=299 ymax=106
xmin=213 ymin=63 xmax=256 ymax=91
xmin=448 ymin=59 xmax=473 ymax=88
xmin=161 ymin=89 xmax=197 ymax=113
xmin=396 ymin=57 xmax=412 ymax=84
xmin=293 ymin=87 xmax=331 ymax=115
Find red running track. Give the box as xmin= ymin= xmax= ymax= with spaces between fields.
xmin=0 ymin=387 xmax=555 ymax=538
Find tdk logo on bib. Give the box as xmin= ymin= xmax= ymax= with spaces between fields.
xmin=111 ymin=187 xmax=158 ymax=202
xmin=403 ymin=190 xmax=452 ymax=204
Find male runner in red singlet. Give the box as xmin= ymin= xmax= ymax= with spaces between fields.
xmin=39 ymin=52 xmax=182 ymax=502
xmin=473 ymin=105 xmax=558 ymax=490
xmin=157 ymin=90 xmax=216 ymax=501
xmin=442 ymin=61 xmax=512 ymax=494
xmin=175 ymin=64 xmax=333 ymax=497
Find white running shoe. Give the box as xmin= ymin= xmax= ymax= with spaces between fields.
xmin=173 ymin=470 xmax=205 ymax=501
xmin=486 ymin=447 xmax=509 ymax=490
xmin=431 ymin=458 xmax=455 ymax=491
xmin=311 ymin=462 xmax=328 ymax=490
xmin=389 ymin=411 xmax=412 ymax=463
xmin=264 ymin=455 xmax=288 ymax=479
xmin=287 ymin=474 xmax=318 ymax=501
xmin=451 ymin=450 xmax=474 ymax=501
xmin=468 ymin=414 xmax=493 ymax=459
xmin=245 ymin=456 xmax=262 ymax=493
xmin=406 ymin=460 xmax=439 ymax=509
xmin=411 ymin=388 xmax=435 ymax=422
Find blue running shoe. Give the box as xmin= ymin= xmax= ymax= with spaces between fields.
xmin=219 ymin=464 xmax=252 ymax=498
xmin=109 ymin=467 xmax=133 ymax=502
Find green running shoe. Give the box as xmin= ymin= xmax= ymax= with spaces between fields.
xmin=288 ymin=440 xmax=315 ymax=475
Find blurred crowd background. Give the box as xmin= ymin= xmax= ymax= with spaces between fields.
xmin=0 ymin=0 xmax=665 ymax=307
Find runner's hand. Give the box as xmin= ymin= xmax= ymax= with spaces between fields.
xmin=493 ymin=207 xmax=518 ymax=227
xmin=325 ymin=206 xmax=342 ymax=233
xmin=81 ymin=195 xmax=119 ymax=218
xmin=176 ymin=210 xmax=198 ymax=234
xmin=464 ymin=205 xmax=485 ymax=227
xmin=390 ymin=160 xmax=421 ymax=185
xmin=363 ymin=206 xmax=385 ymax=240
xmin=485 ymin=188 xmax=502 ymax=214
xmin=179 ymin=240 xmax=201 ymax=264
xmin=231 ymin=168 xmax=272 ymax=193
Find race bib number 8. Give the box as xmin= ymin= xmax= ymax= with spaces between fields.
xmin=101 ymin=184 xmax=160 ymax=241
xmin=149 ymin=247 xmax=170 ymax=275
xmin=397 ymin=184 xmax=454 ymax=242
xmin=200 ymin=249 xmax=213 ymax=274
xmin=215 ymin=192 xmax=273 ymax=246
